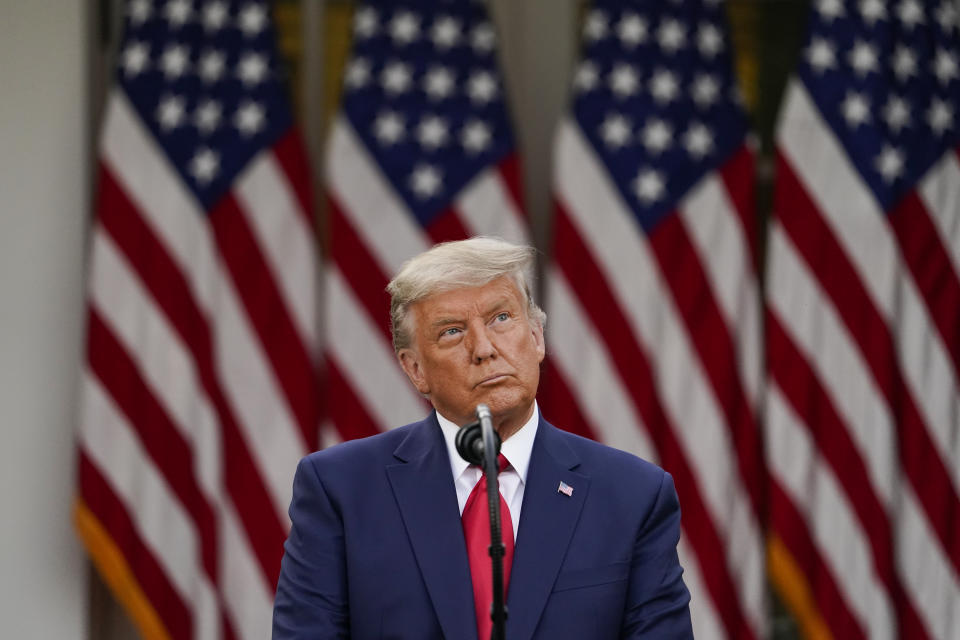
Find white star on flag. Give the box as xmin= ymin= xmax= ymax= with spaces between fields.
xmin=390 ymin=11 xmax=420 ymax=46
xmin=189 ymin=146 xmax=219 ymax=184
xmin=163 ymin=0 xmax=191 ymax=29
xmin=237 ymin=52 xmax=269 ymax=87
xmin=409 ymin=163 xmax=443 ymax=199
xmin=198 ymin=49 xmax=226 ymax=83
xmin=238 ymin=2 xmax=268 ymax=37
xmin=234 ymin=100 xmax=265 ymax=136
xmin=159 ymin=44 xmax=190 ymax=80
xmin=431 ymin=16 xmax=461 ymax=50
xmin=201 ymin=0 xmax=229 ymax=32
xmin=461 ymin=119 xmax=492 ymax=154
xmin=156 ymin=94 xmax=186 ymax=130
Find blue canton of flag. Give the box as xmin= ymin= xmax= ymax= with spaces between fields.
xmin=341 ymin=0 xmax=515 ymax=226
xmin=800 ymin=0 xmax=960 ymax=209
xmin=117 ymin=0 xmax=293 ymax=208
xmin=572 ymin=0 xmax=749 ymax=233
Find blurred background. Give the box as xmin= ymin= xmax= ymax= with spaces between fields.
xmin=2 ymin=0 xmax=958 ymax=638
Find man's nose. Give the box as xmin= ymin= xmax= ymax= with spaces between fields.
xmin=468 ymin=322 xmax=497 ymax=363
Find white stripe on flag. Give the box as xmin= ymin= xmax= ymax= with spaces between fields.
xmin=326 ymin=117 xmax=430 ymax=275
xmin=896 ymin=482 xmax=960 ymax=640
xmin=456 ymin=168 xmax=528 ymax=243
xmin=220 ymin=500 xmax=275 ymax=640
xmin=765 ymin=383 xmax=895 ymax=640
xmin=235 ymin=152 xmax=319 ymax=352
xmin=768 ymin=221 xmax=959 ymax=637
xmin=556 ymin=119 xmax=753 ymax=529
xmin=319 ymin=421 xmax=344 ymax=451
xmin=212 ymin=258 xmax=305 ymax=526
xmin=101 ymin=92 xmax=219 ymax=310
xmin=555 ymin=118 xmax=765 ymax=622
xmin=678 ymin=534 xmax=725 ymax=640
xmin=767 ymin=223 xmax=897 ymax=505
xmin=679 ymin=174 xmax=762 ymax=408
xmin=89 ymin=228 xmax=223 ymax=505
xmin=80 ymin=373 xmax=221 ymax=640
xmin=87 ymin=225 xmax=281 ymax=640
xmin=780 ymin=81 xmax=960 ymax=494
xmin=101 ymin=91 xmax=306 ymax=526
xmin=918 ymin=150 xmax=960 ymax=279
xmin=326 ymin=265 xmax=428 ymax=428
xmin=544 ymin=266 xmax=655 ymax=461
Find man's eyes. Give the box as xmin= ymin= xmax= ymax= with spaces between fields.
xmin=438 ymin=313 xmax=509 ymax=338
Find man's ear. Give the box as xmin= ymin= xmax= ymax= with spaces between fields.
xmin=531 ymin=321 xmax=545 ymax=363
xmin=398 ymin=349 xmax=431 ymax=395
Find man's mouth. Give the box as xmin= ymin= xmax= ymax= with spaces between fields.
xmin=476 ymin=374 xmax=510 ymax=387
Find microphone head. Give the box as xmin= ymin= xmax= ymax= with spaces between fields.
xmin=455 ymin=421 xmax=484 ymax=466
xmin=475 ymin=403 xmax=492 ymax=422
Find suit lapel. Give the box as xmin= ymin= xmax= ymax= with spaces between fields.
xmin=386 ymin=415 xmax=476 ymax=640
xmin=506 ymin=419 xmax=589 ymax=640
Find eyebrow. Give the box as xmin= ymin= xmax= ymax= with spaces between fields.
xmin=430 ymin=316 xmax=463 ymax=329
xmin=428 ymin=297 xmax=514 ymax=329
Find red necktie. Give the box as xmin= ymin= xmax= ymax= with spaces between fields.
xmin=462 ymin=454 xmax=514 ymax=640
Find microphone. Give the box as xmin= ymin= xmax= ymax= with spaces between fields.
xmin=455 ymin=404 xmax=500 ymax=465
xmin=455 ymin=404 xmax=508 ymax=640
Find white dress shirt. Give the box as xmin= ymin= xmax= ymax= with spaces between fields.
xmin=437 ymin=401 xmax=540 ymax=542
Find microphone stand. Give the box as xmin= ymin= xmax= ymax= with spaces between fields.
xmin=455 ymin=404 xmax=508 ymax=640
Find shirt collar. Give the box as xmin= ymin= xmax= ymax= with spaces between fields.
xmin=438 ymin=401 xmax=539 ymax=483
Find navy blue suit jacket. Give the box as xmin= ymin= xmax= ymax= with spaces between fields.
xmin=273 ymin=413 xmax=693 ymax=639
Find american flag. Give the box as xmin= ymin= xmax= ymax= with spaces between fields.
xmin=324 ymin=0 xmax=527 ymax=446
xmin=766 ymin=0 xmax=960 ymax=637
xmin=74 ymin=1 xmax=320 ymax=639
xmin=539 ymin=0 xmax=766 ymax=638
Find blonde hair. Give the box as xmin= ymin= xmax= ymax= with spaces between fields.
xmin=386 ymin=237 xmax=546 ymax=353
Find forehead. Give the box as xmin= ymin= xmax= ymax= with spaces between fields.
xmin=414 ymin=276 xmax=524 ymax=320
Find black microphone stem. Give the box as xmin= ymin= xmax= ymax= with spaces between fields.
xmin=477 ymin=405 xmax=507 ymax=640
xmin=453 ymin=405 xmax=507 ymax=640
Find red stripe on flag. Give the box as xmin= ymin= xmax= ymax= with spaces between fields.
xmin=87 ymin=309 xmax=221 ymax=588
xmin=770 ymin=479 xmax=868 ymax=639
xmin=327 ymin=358 xmax=384 ymax=442
xmin=649 ymin=211 xmax=765 ymax=517
xmin=79 ymin=453 xmax=192 ymax=640
xmin=889 ymin=191 xmax=960 ymax=381
xmin=426 ymin=206 xmax=471 ymax=244
xmin=210 ymin=194 xmax=320 ymax=450
xmin=553 ymin=204 xmax=755 ymax=639
xmin=328 ymin=195 xmax=394 ymax=344
xmin=718 ymin=145 xmax=759 ymax=271
xmin=271 ymin=130 xmax=316 ymax=228
xmin=97 ymin=165 xmax=287 ymax=588
xmin=496 ymin=152 xmax=526 ymax=216
xmin=767 ymin=312 xmax=930 ymax=638
xmin=538 ymin=357 xmax=600 ymax=442
xmin=775 ymin=151 xmax=960 ymax=578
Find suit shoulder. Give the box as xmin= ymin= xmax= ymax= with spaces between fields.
xmin=301 ymin=419 xmax=422 ymax=470
xmin=552 ymin=426 xmax=667 ymax=484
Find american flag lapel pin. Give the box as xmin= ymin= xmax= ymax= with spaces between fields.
xmin=558 ymin=481 xmax=574 ymax=497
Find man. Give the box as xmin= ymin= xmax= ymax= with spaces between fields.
xmin=273 ymin=237 xmax=693 ymax=638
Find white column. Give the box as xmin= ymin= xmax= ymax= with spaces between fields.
xmin=0 ymin=1 xmax=90 ymax=637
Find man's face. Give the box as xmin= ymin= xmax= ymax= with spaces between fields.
xmin=398 ymin=276 xmax=545 ymax=432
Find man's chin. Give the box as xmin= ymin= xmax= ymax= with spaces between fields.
xmin=484 ymin=393 xmax=534 ymax=423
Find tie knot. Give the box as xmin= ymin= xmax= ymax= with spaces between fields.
xmin=472 ymin=454 xmax=510 ymax=473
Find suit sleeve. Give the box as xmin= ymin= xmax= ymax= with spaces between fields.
xmin=272 ymin=456 xmax=349 ymax=639
xmin=621 ymin=470 xmax=694 ymax=638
